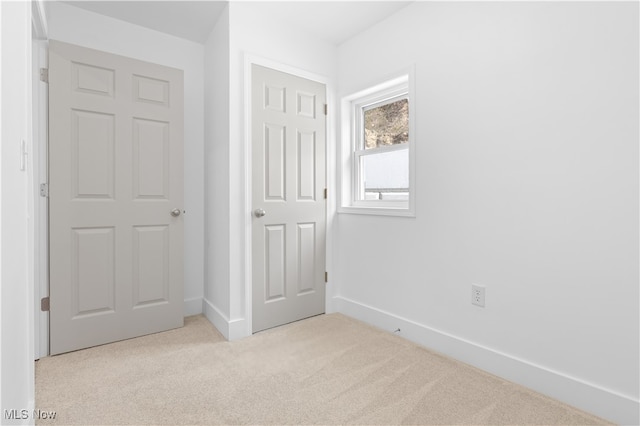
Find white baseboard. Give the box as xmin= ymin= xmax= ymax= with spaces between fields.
xmin=334 ymin=296 xmax=639 ymax=426
xmin=183 ymin=297 xmax=203 ymax=317
xmin=228 ymin=317 xmax=247 ymax=341
xmin=202 ymin=298 xmax=248 ymax=341
xmin=203 ymin=298 xmax=230 ymax=340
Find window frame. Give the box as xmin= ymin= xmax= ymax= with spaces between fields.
xmin=339 ymin=69 xmax=416 ymax=217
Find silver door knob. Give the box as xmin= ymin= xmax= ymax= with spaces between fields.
xmin=170 ymin=208 xmax=181 ymax=217
xmin=254 ymin=208 xmax=266 ymax=218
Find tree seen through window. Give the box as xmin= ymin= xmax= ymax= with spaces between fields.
xmin=364 ymin=98 xmax=409 ymax=149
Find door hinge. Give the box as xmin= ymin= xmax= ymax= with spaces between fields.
xmin=40 ymin=183 xmax=48 ymax=197
xmin=41 ymin=297 xmax=50 ymax=312
xmin=40 ymin=68 xmax=48 ymax=83
xmin=324 ymin=104 xmax=327 ymax=116
xmin=325 ymin=271 xmax=328 ymax=283
xmin=324 ymin=188 xmax=327 ymax=199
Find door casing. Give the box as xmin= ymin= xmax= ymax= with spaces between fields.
xmin=32 ymin=39 xmax=49 ymax=359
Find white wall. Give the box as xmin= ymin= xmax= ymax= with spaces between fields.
xmin=202 ymin=2 xmax=338 ymax=339
xmin=46 ymin=1 xmax=205 ymax=316
xmin=0 ymin=1 xmax=35 ymax=423
xmin=203 ymin=6 xmax=232 ymax=336
xmin=334 ymin=3 xmax=639 ymax=424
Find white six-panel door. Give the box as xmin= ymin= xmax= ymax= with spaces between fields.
xmin=252 ymin=65 xmax=326 ymax=333
xmin=49 ymin=40 xmax=184 ymax=354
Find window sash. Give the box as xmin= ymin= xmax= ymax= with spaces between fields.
xmin=355 ymin=142 xmax=408 ymax=157
xmin=353 ymin=145 xmax=409 ymax=206
xmin=352 ymin=92 xmax=409 ymax=205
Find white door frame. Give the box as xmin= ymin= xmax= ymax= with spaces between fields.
xmin=32 ymin=39 xmax=49 ymax=359
xmin=32 ymin=1 xmax=49 ymax=360
xmin=243 ymin=54 xmax=336 ymax=337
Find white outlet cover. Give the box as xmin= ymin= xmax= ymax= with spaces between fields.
xmin=472 ymin=284 xmax=485 ymax=307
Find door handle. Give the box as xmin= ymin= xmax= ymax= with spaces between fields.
xmin=170 ymin=208 xmax=181 ymax=217
xmin=254 ymin=208 xmax=266 ymax=218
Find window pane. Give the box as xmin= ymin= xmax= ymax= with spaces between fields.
xmin=361 ymin=148 xmax=408 ymax=200
xmin=364 ymin=98 xmax=408 ymax=149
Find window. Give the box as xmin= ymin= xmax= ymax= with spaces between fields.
xmin=358 ymin=97 xmax=409 ymax=202
xmin=340 ymin=71 xmax=415 ymax=216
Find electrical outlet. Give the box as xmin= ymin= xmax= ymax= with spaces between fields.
xmin=472 ymin=284 xmax=485 ymax=307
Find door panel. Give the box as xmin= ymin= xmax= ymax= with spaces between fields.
xmin=265 ymin=225 xmax=286 ymax=301
xmin=132 ymin=225 xmax=169 ymax=307
xmin=252 ymin=65 xmax=326 ymax=333
xmin=297 ymin=223 xmax=316 ymax=294
xmin=71 ymin=227 xmax=115 ymax=318
xmin=72 ymin=110 xmax=115 ymax=199
xmin=264 ymin=124 xmax=286 ymax=200
xmin=133 ymin=118 xmax=170 ymax=199
xmin=297 ymin=131 xmax=316 ymax=200
xmin=49 ymin=40 xmax=184 ymax=355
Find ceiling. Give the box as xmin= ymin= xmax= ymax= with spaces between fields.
xmin=61 ymin=1 xmax=228 ymax=43
xmin=61 ymin=1 xmax=412 ymax=45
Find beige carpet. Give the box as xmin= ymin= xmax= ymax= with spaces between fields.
xmin=36 ymin=314 xmax=610 ymax=425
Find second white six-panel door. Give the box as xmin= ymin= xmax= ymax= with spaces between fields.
xmin=49 ymin=40 xmax=184 ymax=354
xmin=251 ymin=64 xmax=327 ymax=333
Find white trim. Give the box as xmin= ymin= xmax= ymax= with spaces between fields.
xmin=338 ymin=65 xmax=416 ymax=217
xmin=32 ymin=39 xmax=48 ymax=360
xmin=2 ymin=0 xmax=36 ymax=415
xmin=183 ymin=297 xmax=203 ymax=317
xmin=242 ymin=53 xmax=337 ymax=333
xmin=32 ymin=0 xmax=48 ymax=360
xmin=203 ymin=297 xmax=230 ymax=340
xmin=356 ymin=142 xmax=408 ymax=156
xmin=32 ymin=0 xmax=48 ymax=40
xmin=25 ymin=2 xmax=36 ymax=415
xmin=338 ymin=205 xmax=416 ymax=217
xmin=228 ymin=317 xmax=247 ymax=341
xmin=1 ymin=0 xmax=3 ymax=410
xmin=334 ymin=296 xmax=639 ymax=426
xmin=243 ymin=54 xmax=253 ymax=338
xmin=203 ymin=297 xmax=246 ymax=341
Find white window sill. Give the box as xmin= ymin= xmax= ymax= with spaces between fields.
xmin=337 ymin=205 xmax=415 ymax=217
